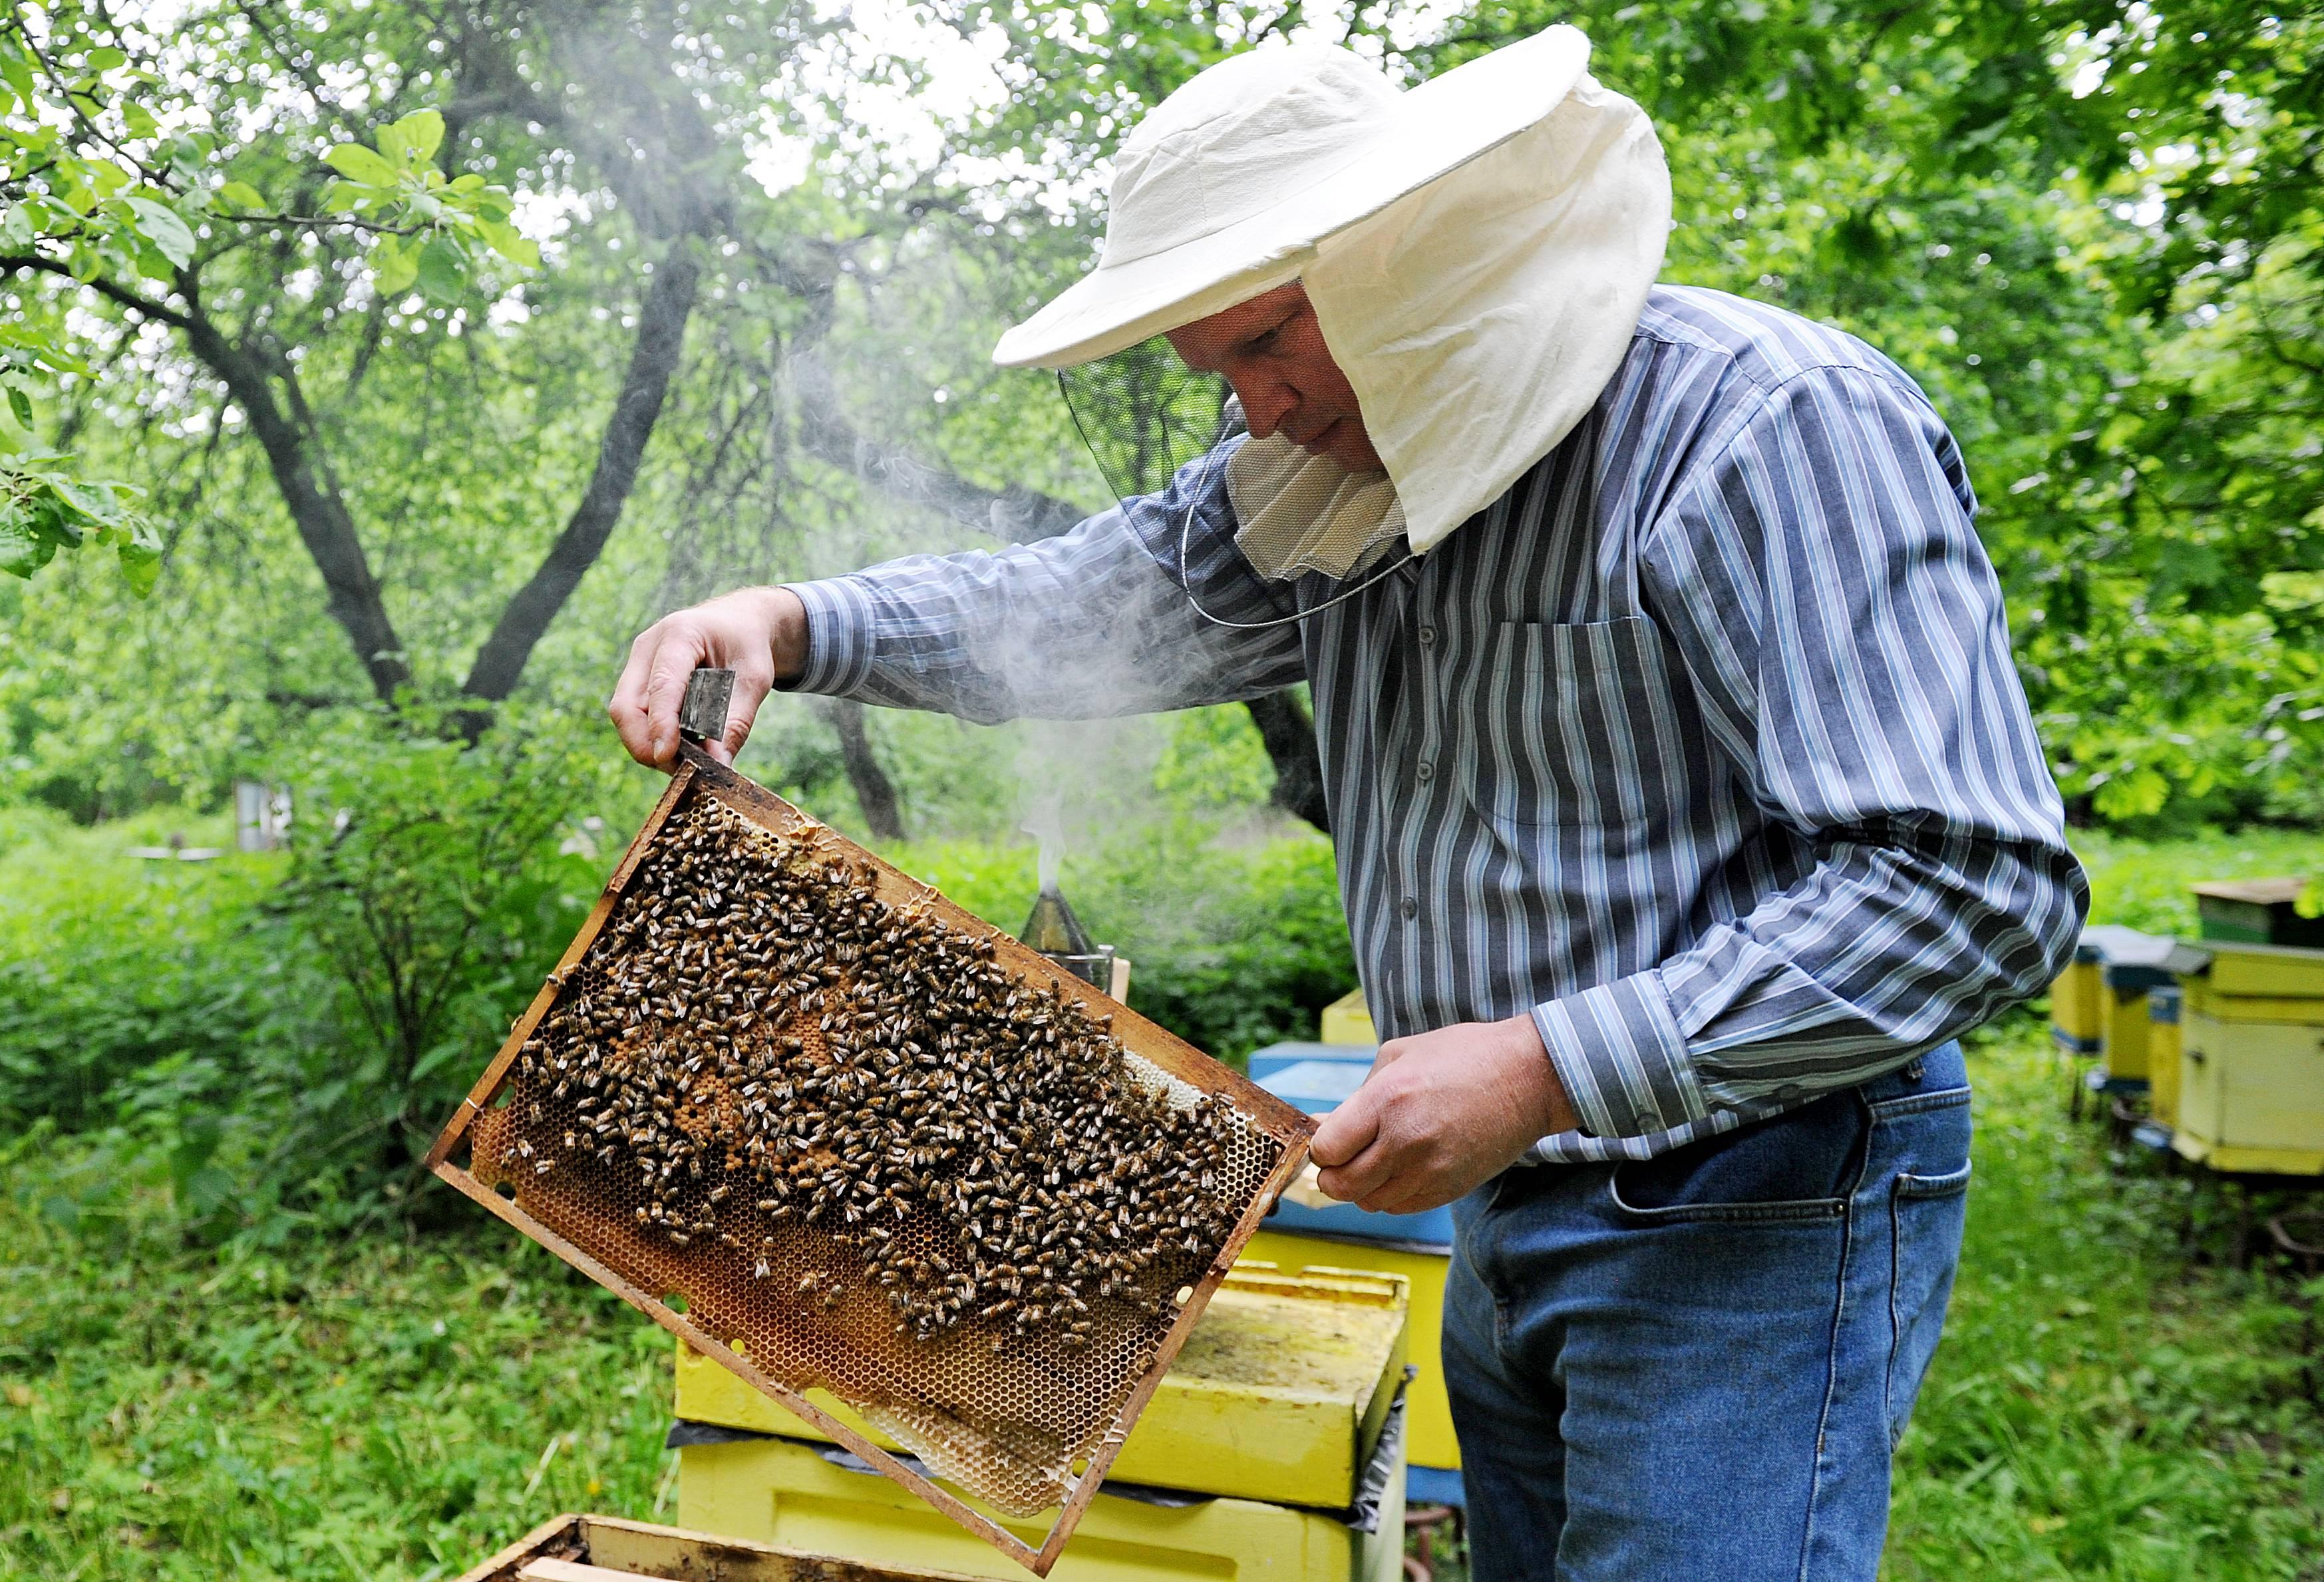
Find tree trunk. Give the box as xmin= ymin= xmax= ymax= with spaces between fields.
xmin=177 ymin=289 xmax=413 ymax=704
xmin=460 ymin=248 xmax=705 ymax=711
xmin=820 ymin=699 xmax=907 ymax=841
xmin=1243 ymin=689 xmax=1330 ymax=834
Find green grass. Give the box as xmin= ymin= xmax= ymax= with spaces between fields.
xmin=2067 ymin=828 xmax=2322 ymax=937
xmin=0 ymin=1154 xmax=676 ymax=1579
xmin=4 ymin=1021 xmax=2320 ymax=1579
xmin=1886 ymin=1023 xmax=2324 ymax=1579
xmin=3 ymin=824 xmax=2322 ymax=1578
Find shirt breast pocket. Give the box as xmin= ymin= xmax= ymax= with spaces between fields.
xmin=1441 ymin=615 xmax=1687 ymax=838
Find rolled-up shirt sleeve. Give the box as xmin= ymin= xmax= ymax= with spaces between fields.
xmin=1532 ymin=364 xmax=2087 ymax=1140
xmin=782 ymin=444 xmax=1305 ymax=722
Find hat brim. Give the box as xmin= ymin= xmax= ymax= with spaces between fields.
xmin=992 ymin=25 xmax=1592 ymax=371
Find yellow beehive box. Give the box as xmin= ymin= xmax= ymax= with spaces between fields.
xmin=2170 ymin=945 xmax=2324 ymax=1175
xmin=1239 ymin=1231 xmax=1456 ymax=1478
xmin=1319 ymin=989 xmax=1377 ymax=1048
xmin=2146 ymin=985 xmax=2184 ymax=1128
xmin=2051 ymin=947 xmax=2105 ymax=1053
xmin=2102 ymin=981 xmax=2156 ymax=1083
xmin=676 ymin=1430 xmax=1406 ymax=1582
xmin=2203 ymin=942 xmax=2324 ymax=1001
xmin=454 ymin=1513 xmax=997 ymax=1582
xmin=676 ymin=1268 xmax=1409 ymax=1512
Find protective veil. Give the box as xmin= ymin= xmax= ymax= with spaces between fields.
xmin=1003 ymin=26 xmax=1671 ymax=589
xmin=1228 ymin=76 xmax=1670 ymax=581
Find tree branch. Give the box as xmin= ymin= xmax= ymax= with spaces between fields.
xmin=0 ymin=251 xmax=191 ymax=327
xmin=170 ymin=272 xmax=413 ymax=701
xmin=1242 ymin=687 xmax=1330 ymax=834
xmin=458 ymin=245 xmax=705 ymax=705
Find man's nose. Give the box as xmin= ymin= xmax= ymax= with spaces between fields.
xmin=1233 ymin=375 xmax=1297 ymax=442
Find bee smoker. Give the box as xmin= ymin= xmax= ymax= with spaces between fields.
xmin=1021 ymin=880 xmax=1120 ymax=995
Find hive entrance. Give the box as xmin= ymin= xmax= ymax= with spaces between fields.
xmin=429 ymin=752 xmax=1311 ymax=1573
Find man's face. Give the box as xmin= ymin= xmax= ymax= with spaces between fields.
xmin=1166 ymin=283 xmax=1383 ymax=474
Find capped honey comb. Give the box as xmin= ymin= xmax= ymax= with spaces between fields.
xmin=428 ymin=748 xmax=1313 ymax=1575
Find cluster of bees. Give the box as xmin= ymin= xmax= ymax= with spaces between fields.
xmin=504 ymin=796 xmax=1259 ymax=1347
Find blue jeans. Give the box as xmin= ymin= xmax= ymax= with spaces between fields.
xmin=1444 ymin=1042 xmax=1971 ymax=1581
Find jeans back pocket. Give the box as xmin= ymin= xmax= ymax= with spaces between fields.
xmin=1884 ymin=1106 xmax=1971 ymax=1447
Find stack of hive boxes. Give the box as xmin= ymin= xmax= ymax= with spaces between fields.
xmin=2172 ymin=939 xmax=2324 ymax=1176
xmin=671 ymin=1262 xmax=1414 ymax=1582
xmin=1240 ymin=988 xmax=1464 ymax=1510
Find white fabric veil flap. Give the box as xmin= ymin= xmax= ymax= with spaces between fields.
xmin=1304 ymin=75 xmax=1671 ymax=558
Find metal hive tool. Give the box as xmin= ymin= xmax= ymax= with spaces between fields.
xmin=426 ymin=743 xmax=1315 ymax=1576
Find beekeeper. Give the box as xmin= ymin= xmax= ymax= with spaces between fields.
xmin=611 ymin=25 xmax=2086 ymax=1581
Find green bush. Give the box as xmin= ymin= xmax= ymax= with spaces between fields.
xmin=0 ymin=707 xmax=664 ymax=1235
xmin=0 ymin=806 xmax=293 ymax=1135
xmin=883 ymin=818 xmax=1359 ymax=1066
xmin=255 ymin=706 xmax=650 ymax=1192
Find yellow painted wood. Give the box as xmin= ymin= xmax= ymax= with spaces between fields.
xmin=675 ymin=1269 xmax=1409 ymax=1511
xmin=1239 ymin=1231 xmax=1456 ymax=1476
xmin=2051 ymin=958 xmax=2104 ymax=1046
xmin=2101 ymin=987 xmax=2154 ymax=1082
xmin=2172 ymin=1009 xmax=2324 ymax=1176
xmin=2204 ymin=943 xmax=2324 ymax=1001
xmin=2148 ymin=1012 xmax=2184 ymax=1128
xmin=2182 ymin=979 xmax=2324 ymax=1027
xmin=677 ymin=1434 xmax=1405 ymax=1582
xmin=1319 ymin=990 xmax=1377 ymax=1048
xmin=2169 ymin=1132 xmax=2324 ymax=1176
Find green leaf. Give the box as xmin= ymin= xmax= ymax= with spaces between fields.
xmin=371 ymin=234 xmax=418 ymax=297
xmin=390 ymin=109 xmax=445 ymax=163
xmin=0 ymin=44 xmax=33 ymax=110
xmin=123 ymin=196 xmax=196 ymax=267
xmin=120 ymin=98 xmax=157 ymax=138
xmin=118 ymin=534 xmax=161 ymax=595
xmin=6 ymin=385 xmax=29 ymax=426
xmin=415 ymin=236 xmax=466 ymax=303
xmin=323 ymin=143 xmax=400 ymax=186
xmin=85 ymin=46 xmax=128 ymax=71
xmin=319 ymin=180 xmax=373 ymax=214
xmin=0 ymin=511 xmax=55 ymax=578
xmin=218 ymin=180 xmax=265 ymax=211
xmin=476 ymin=218 xmax=539 ymax=269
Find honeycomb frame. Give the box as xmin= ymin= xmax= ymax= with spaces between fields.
xmin=426 ymin=744 xmax=1316 ymax=1576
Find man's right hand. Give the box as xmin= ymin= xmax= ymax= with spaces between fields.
xmin=608 ymin=585 xmax=808 ymax=770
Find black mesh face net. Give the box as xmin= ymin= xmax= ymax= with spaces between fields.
xmin=1055 ymin=336 xmax=1411 ymax=630
xmin=1055 ymin=336 xmax=1236 ymax=504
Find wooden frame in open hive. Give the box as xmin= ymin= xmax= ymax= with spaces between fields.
xmin=427 ymin=745 xmax=1315 ymax=1575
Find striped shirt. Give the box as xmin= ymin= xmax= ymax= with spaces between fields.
xmin=785 ymin=285 xmax=2088 ymax=1162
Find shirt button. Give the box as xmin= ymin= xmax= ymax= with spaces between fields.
xmin=1399 ymin=897 xmax=1418 ymax=921
xmin=1416 ymin=760 xmax=1435 ymax=784
xmin=1416 ymin=625 xmax=1438 ymax=647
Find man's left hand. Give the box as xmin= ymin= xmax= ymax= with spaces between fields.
xmin=1308 ymin=1013 xmax=1581 ymax=1215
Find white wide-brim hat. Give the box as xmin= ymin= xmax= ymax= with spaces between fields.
xmin=992 ymin=26 xmax=1593 ymax=370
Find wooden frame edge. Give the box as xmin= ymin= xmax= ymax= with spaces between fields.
xmin=450 ymin=1513 xmax=583 ymax=1582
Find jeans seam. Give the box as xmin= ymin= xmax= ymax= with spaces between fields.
xmin=1795 ymin=1094 xmax=1873 ymax=1582
xmin=1886 ymin=1189 xmax=1903 ymax=1449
